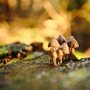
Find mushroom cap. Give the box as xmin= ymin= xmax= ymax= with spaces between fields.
xmin=61 ymin=43 xmax=69 ymax=54
xmin=67 ymin=36 xmax=79 ymax=48
xmin=56 ymin=35 xmax=66 ymax=45
xmin=48 ymin=38 xmax=60 ymax=48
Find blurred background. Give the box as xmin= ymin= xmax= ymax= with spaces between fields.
xmin=0 ymin=0 xmax=90 ymax=57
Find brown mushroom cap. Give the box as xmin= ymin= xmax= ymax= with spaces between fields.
xmin=48 ymin=38 xmax=60 ymax=48
xmin=67 ymin=36 xmax=79 ymax=48
xmin=61 ymin=43 xmax=69 ymax=54
xmin=56 ymin=35 xmax=66 ymax=45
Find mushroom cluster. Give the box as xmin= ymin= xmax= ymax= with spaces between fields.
xmin=48 ymin=35 xmax=79 ymax=66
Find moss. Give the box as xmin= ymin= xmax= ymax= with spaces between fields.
xmin=0 ymin=47 xmax=8 ymax=55
xmin=0 ymin=51 xmax=90 ymax=90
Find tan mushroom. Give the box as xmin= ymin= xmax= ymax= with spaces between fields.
xmin=67 ymin=36 xmax=79 ymax=53
xmin=48 ymin=35 xmax=79 ymax=66
xmin=57 ymin=43 xmax=69 ymax=64
xmin=50 ymin=47 xmax=58 ymax=66
xmin=61 ymin=43 xmax=69 ymax=54
xmin=48 ymin=38 xmax=60 ymax=66
xmin=57 ymin=49 xmax=63 ymax=65
xmin=48 ymin=38 xmax=60 ymax=48
xmin=67 ymin=36 xmax=79 ymax=59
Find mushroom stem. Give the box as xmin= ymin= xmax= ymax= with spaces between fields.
xmin=49 ymin=47 xmax=58 ymax=66
xmin=57 ymin=49 xmax=63 ymax=65
xmin=52 ymin=52 xmax=58 ymax=66
xmin=58 ymin=56 xmax=63 ymax=65
xmin=68 ymin=47 xmax=72 ymax=60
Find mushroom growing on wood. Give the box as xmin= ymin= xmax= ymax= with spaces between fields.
xmin=67 ymin=36 xmax=79 ymax=53
xmin=57 ymin=43 xmax=69 ymax=64
xmin=61 ymin=43 xmax=70 ymax=55
xmin=67 ymin=36 xmax=79 ymax=59
xmin=48 ymin=35 xmax=79 ymax=66
xmin=57 ymin=49 xmax=63 ymax=65
xmin=48 ymin=38 xmax=60 ymax=66
xmin=48 ymin=38 xmax=60 ymax=48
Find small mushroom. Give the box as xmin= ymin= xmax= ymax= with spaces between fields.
xmin=48 ymin=38 xmax=60 ymax=48
xmin=48 ymin=35 xmax=79 ymax=66
xmin=50 ymin=47 xmax=58 ymax=66
xmin=61 ymin=43 xmax=69 ymax=55
xmin=67 ymin=36 xmax=79 ymax=48
xmin=58 ymin=43 xmax=69 ymax=62
xmin=56 ymin=35 xmax=66 ymax=45
xmin=48 ymin=38 xmax=60 ymax=66
xmin=57 ymin=49 xmax=63 ymax=65
xmin=67 ymin=36 xmax=79 ymax=59
xmin=67 ymin=36 xmax=79 ymax=53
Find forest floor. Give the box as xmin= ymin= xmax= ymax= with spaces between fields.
xmin=0 ymin=43 xmax=90 ymax=90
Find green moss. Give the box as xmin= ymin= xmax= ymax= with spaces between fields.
xmin=0 ymin=47 xmax=8 ymax=55
xmin=24 ymin=53 xmax=36 ymax=60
